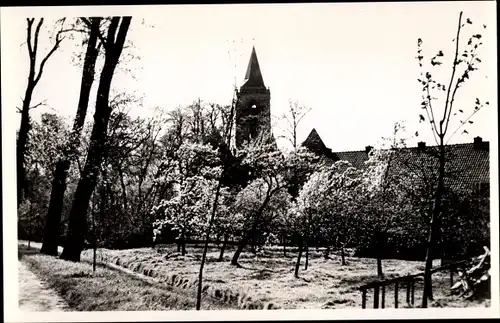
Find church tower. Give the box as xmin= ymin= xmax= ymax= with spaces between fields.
xmin=234 ymin=47 xmax=273 ymax=148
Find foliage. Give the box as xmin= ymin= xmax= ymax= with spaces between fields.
xmin=416 ymin=11 xmax=488 ymax=305
xmin=297 ymin=161 xmax=363 ymax=252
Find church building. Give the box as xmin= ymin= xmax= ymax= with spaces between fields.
xmin=233 ymin=47 xmax=274 ymax=148
xmin=232 ymin=47 xmax=489 ymax=195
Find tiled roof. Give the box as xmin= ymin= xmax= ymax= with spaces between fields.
xmin=335 ymin=150 xmax=369 ymax=169
xmin=303 ymin=132 xmax=490 ymax=191
xmin=331 ymin=142 xmax=490 ymax=191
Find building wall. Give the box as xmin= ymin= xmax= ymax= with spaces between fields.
xmin=234 ymin=87 xmax=271 ymax=148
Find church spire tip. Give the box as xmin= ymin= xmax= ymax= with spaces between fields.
xmin=242 ymin=46 xmax=265 ymax=89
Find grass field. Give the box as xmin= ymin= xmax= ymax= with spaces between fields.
xmin=18 ymin=244 xmax=235 ymax=311
xmin=77 ymin=243 xmax=490 ymax=310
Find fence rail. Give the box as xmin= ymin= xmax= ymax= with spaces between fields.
xmin=358 ymin=257 xmax=479 ymax=309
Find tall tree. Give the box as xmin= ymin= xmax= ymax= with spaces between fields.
xmin=60 ymin=17 xmax=132 ymax=262
xmin=195 ymin=91 xmax=237 ymax=310
xmin=278 ymin=100 xmax=311 ymax=151
xmin=361 ymin=122 xmax=408 ymax=277
xmin=416 ymin=11 xmax=487 ymax=307
xmin=228 ymin=140 xmax=317 ymax=267
xmin=41 ymin=17 xmax=102 ymax=256
xmin=17 ymin=18 xmax=66 ymax=206
xmin=295 ymin=160 xmax=363 ymax=276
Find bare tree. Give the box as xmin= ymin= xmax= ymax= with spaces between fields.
xmin=17 ymin=18 xmax=66 ymax=206
xmin=60 ymin=17 xmax=132 ymax=262
xmin=416 ymin=11 xmax=488 ymax=307
xmin=279 ymin=100 xmax=311 ymax=150
xmin=41 ymin=17 xmax=102 ymax=256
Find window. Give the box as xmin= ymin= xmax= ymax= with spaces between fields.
xmin=248 ymin=100 xmax=259 ymax=112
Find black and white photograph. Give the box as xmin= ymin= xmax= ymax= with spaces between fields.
xmin=1 ymin=1 xmax=498 ymax=321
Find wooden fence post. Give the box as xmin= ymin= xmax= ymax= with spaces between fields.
xmin=373 ymin=285 xmax=380 ymax=309
xmin=381 ymin=285 xmax=385 ymax=308
xmin=406 ymin=279 xmax=411 ymax=305
xmin=362 ymin=289 xmax=366 ymax=309
xmin=394 ymin=282 xmax=399 ymax=308
xmin=411 ymin=279 xmax=415 ymax=306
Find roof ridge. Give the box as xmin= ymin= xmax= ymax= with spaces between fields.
xmin=333 ymin=142 xmax=488 ymax=154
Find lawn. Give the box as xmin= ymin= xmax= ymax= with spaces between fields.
xmin=78 ymin=243 xmax=490 ymax=310
xmin=18 ymin=244 xmax=236 ymax=311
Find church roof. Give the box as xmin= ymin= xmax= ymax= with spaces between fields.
xmin=241 ymin=46 xmax=266 ymax=89
xmin=302 ymin=128 xmax=338 ymax=161
xmin=303 ymin=128 xmax=327 ymax=150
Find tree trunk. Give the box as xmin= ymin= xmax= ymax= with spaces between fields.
xmin=177 ymin=241 xmax=181 ymax=252
xmin=41 ymin=161 xmax=70 ymax=255
xmin=231 ymin=188 xmax=272 ymax=266
xmin=41 ymin=18 xmax=101 ymax=256
xmin=93 ymin=245 xmax=97 ymax=272
xmin=376 ymin=233 xmax=385 ymax=277
xmin=92 ymin=190 xmax=98 ymax=272
xmin=17 ymin=84 xmax=34 ymax=206
xmin=377 ymin=257 xmax=384 ymax=277
xmin=324 ymin=245 xmax=330 ymax=260
xmin=98 ymin=184 xmax=106 ymax=245
xmin=341 ymin=246 xmax=346 ymax=266
xmin=196 ymin=148 xmax=231 ymax=309
xmin=18 ymin=18 xmax=65 ymax=207
xmin=294 ymin=239 xmax=304 ymax=278
xmin=231 ymin=234 xmax=249 ymax=266
xmin=117 ymin=165 xmax=128 ymax=211
xmin=218 ymin=234 xmax=228 ymax=261
xmin=304 ymin=244 xmax=309 ymax=270
xmin=304 ymin=215 xmax=311 ymax=270
xmin=27 ymin=201 xmax=34 ymax=248
xmin=60 ymin=17 xmax=131 ymax=262
xmin=422 ymin=139 xmax=445 ymax=308
xmin=181 ymin=230 xmax=186 ymax=256
xmin=250 ymin=243 xmax=257 ymax=255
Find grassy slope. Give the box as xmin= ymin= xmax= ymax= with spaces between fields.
xmin=80 ymin=244 xmax=491 ymax=309
xmin=18 ymin=245 xmax=233 ymax=311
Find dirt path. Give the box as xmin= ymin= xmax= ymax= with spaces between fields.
xmin=18 ymin=261 xmax=68 ymax=312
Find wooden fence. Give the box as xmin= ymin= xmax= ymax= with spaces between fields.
xmin=358 ymin=258 xmax=476 ymax=309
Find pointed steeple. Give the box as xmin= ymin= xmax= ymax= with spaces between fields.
xmin=302 ymin=128 xmax=327 ymax=150
xmin=302 ymin=128 xmax=339 ymax=162
xmin=241 ymin=46 xmax=266 ymax=89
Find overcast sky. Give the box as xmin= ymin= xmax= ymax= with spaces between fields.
xmin=1 ymin=2 xmax=497 ymax=152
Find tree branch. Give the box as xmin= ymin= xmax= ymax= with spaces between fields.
xmin=441 ymin=11 xmax=463 ymax=135
xmin=444 ymin=44 xmax=479 ymax=135
xmin=445 ymin=108 xmax=481 ymax=144
xmin=81 ymin=17 xmax=111 ymax=51
xmin=423 ymin=91 xmax=440 ymax=146
xmin=29 ymin=100 xmax=47 ymax=110
xmin=106 ymin=17 xmax=121 ymax=47
xmin=32 ymin=18 xmax=44 ymax=60
xmin=426 ymin=86 xmax=438 ymax=138
xmin=34 ymin=21 xmax=66 ymax=85
xmin=26 ymin=18 xmax=34 ymax=57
